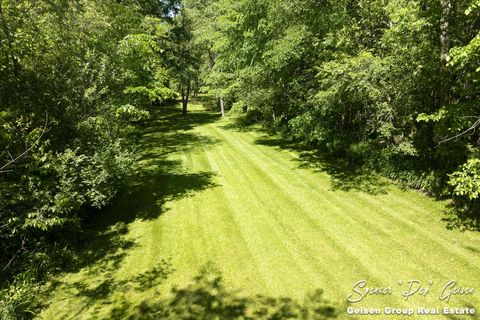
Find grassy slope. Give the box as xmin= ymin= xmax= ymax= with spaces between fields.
xmin=39 ymin=102 xmax=480 ymax=319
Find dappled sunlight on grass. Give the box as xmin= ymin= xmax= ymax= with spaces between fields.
xmin=253 ymin=137 xmax=390 ymax=195
xmin=40 ymin=101 xmax=480 ymax=319
xmin=125 ymin=267 xmax=339 ymax=320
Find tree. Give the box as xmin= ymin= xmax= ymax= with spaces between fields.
xmin=167 ymin=8 xmax=200 ymax=115
xmin=187 ymin=0 xmax=480 ymax=206
xmin=0 ymin=1 xmax=176 ymax=310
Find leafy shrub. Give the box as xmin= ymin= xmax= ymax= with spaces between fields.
xmin=449 ymin=159 xmax=480 ymax=200
xmin=449 ymin=159 xmax=480 ymax=215
xmin=22 ymin=142 xmax=133 ymax=231
xmin=0 ymin=282 xmax=36 ymax=320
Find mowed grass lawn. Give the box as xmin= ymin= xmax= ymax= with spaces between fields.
xmin=39 ymin=101 xmax=480 ymax=319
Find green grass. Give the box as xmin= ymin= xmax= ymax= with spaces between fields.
xmin=39 ymin=102 xmax=480 ymax=319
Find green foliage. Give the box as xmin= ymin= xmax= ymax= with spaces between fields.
xmin=186 ymin=0 xmax=480 ymax=215
xmin=0 ymin=0 xmax=179 ymax=315
xmin=116 ymin=104 xmax=151 ymax=122
xmin=23 ymin=143 xmax=133 ymax=231
xmin=417 ymin=108 xmax=449 ymax=123
xmin=0 ymin=282 xmax=36 ymax=320
xmin=2 ymin=0 xmax=480 ymax=316
xmin=449 ymin=158 xmax=480 ymax=200
xmin=465 ymin=0 xmax=480 ymax=15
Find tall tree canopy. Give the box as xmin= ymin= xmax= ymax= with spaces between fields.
xmin=2 ymin=0 xmax=480 ymax=317
xmin=0 ymin=1 xmax=181 ymax=313
xmin=186 ymin=0 xmax=480 ymax=207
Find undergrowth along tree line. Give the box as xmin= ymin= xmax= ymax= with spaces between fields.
xmin=0 ymin=0 xmax=202 ymax=317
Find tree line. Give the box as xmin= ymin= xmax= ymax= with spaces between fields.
xmin=0 ymin=0 xmax=200 ymax=317
xmin=1 ymin=0 xmax=480 ymax=318
xmin=185 ymin=0 xmax=480 ymax=212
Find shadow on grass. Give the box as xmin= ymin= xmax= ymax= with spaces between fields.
xmin=219 ymin=116 xmax=261 ymax=133
xmin=194 ymin=95 xmax=219 ymax=112
xmin=442 ymin=204 xmax=480 ymax=232
xmin=252 ymin=137 xmax=390 ymax=195
xmin=142 ymin=102 xmax=221 ymax=134
xmin=122 ymin=105 xmax=220 ymax=221
xmin=48 ymin=264 xmax=339 ymax=319
xmin=58 ymin=260 xmax=175 ymax=320
xmin=46 ymin=104 xmax=220 ymax=294
xmin=203 ymin=111 xmax=390 ymax=195
xmin=112 ymin=267 xmax=339 ymax=320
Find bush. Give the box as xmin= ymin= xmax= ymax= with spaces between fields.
xmin=449 ymin=158 xmax=480 ymax=200
xmin=0 ymin=282 xmax=37 ymax=320
xmin=449 ymin=158 xmax=480 ymax=214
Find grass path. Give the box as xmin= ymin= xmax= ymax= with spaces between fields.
xmin=39 ymin=102 xmax=480 ymax=319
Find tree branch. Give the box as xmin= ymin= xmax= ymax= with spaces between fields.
xmin=437 ymin=116 xmax=480 ymax=147
xmin=2 ymin=237 xmax=26 ymax=272
xmin=0 ymin=112 xmax=49 ymax=173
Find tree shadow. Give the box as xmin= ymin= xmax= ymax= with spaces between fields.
xmin=56 ymin=260 xmax=175 ymax=320
xmin=44 ymin=104 xmax=220 ymax=295
xmin=253 ymin=137 xmax=390 ymax=195
xmin=294 ymin=151 xmax=390 ymax=195
xmin=104 ymin=160 xmax=218 ymax=223
xmin=111 ymin=267 xmax=339 ymax=320
xmin=219 ymin=116 xmax=261 ymax=133
xmin=142 ymin=103 xmax=221 ymax=134
xmin=119 ymin=105 xmax=220 ymax=222
xmin=194 ymin=95 xmax=219 ymax=112
xmin=441 ymin=203 xmax=480 ymax=232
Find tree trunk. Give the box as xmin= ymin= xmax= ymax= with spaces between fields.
xmin=220 ymin=97 xmax=225 ymax=117
xmin=439 ymin=0 xmax=452 ymax=106
xmin=181 ymin=84 xmax=190 ymax=115
xmin=423 ymin=0 xmax=453 ymax=149
xmin=439 ymin=0 xmax=451 ymax=67
xmin=0 ymin=2 xmax=19 ymax=78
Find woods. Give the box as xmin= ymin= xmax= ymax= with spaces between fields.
xmin=188 ymin=0 xmax=480 ymax=213
xmin=1 ymin=0 xmax=480 ymax=319
xmin=0 ymin=0 xmax=185 ymax=317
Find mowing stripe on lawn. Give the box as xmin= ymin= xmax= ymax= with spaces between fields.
xmin=39 ymin=104 xmax=480 ymax=319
